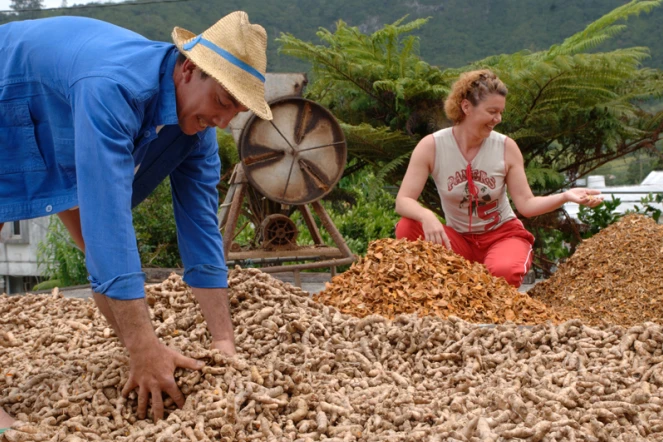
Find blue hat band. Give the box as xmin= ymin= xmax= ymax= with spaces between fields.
xmin=183 ymin=34 xmax=266 ymax=83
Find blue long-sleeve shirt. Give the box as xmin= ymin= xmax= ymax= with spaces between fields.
xmin=0 ymin=17 xmax=228 ymax=299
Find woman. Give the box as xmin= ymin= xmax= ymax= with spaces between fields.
xmin=395 ymin=69 xmax=602 ymax=287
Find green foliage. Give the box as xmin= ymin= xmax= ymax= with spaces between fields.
xmin=297 ymin=170 xmax=401 ymax=256
xmin=132 ymin=178 xmax=180 ymax=268
xmin=2 ymin=0 xmax=663 ymax=71
xmin=228 ymin=170 xmax=400 ymax=258
xmin=524 ymin=161 xmax=566 ymax=192
xmin=535 ymin=228 xmax=572 ymax=266
xmin=36 ymin=217 xmax=87 ymax=288
xmin=9 ymin=0 xmax=42 ymax=11
xmin=628 ymin=193 xmax=663 ymax=222
xmin=577 ymin=196 xmax=624 ymax=238
xmin=279 ymin=2 xmax=663 ymax=201
xmin=482 ymin=1 xmax=663 ymax=187
xmin=33 ymin=279 xmax=62 ymax=291
xmin=217 ymin=129 xmax=239 ymax=172
xmin=625 ymin=149 xmax=663 ymax=184
xmin=278 ymin=2 xmax=663 ymax=271
xmin=279 ymin=17 xmax=455 ymax=134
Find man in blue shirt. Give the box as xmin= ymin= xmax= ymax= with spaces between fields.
xmin=0 ymin=11 xmax=272 ymax=423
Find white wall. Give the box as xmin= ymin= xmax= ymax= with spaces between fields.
xmin=0 ymin=217 xmax=50 ymax=277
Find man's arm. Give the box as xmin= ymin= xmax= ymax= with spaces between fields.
xmin=170 ymin=129 xmax=235 ymax=354
xmin=192 ymin=288 xmax=236 ymax=355
xmin=106 ymin=298 xmax=203 ymax=421
xmin=70 ymin=78 xmax=203 ymax=421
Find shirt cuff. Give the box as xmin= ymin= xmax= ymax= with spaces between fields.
xmin=89 ymin=272 xmax=146 ymax=300
xmin=183 ymin=264 xmax=228 ymax=289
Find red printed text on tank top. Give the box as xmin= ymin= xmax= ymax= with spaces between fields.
xmin=447 ymin=168 xmax=496 ymax=192
xmin=447 ymin=168 xmax=501 ymax=231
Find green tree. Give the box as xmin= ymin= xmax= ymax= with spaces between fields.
xmin=279 ymin=1 xmax=663 ymax=200
xmin=10 ymin=0 xmax=42 ymax=11
xmin=36 ymin=217 xmax=87 ymax=289
xmin=278 ymin=0 xmax=663 ymax=273
xmin=132 ymin=178 xmax=180 ymax=268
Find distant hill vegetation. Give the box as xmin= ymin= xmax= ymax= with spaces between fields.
xmin=1 ymin=0 xmax=661 ymax=72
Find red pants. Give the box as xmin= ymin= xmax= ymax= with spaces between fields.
xmin=395 ymin=217 xmax=534 ymax=287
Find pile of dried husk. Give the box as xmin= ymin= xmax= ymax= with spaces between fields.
xmin=315 ymin=238 xmax=572 ymax=325
xmin=529 ymin=214 xmax=663 ymax=326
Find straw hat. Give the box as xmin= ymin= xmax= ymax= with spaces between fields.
xmin=172 ymin=11 xmax=272 ymax=120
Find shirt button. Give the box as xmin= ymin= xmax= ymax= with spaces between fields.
xmin=45 ymin=205 xmax=53 ymax=213
xmin=144 ymin=131 xmax=151 ymax=138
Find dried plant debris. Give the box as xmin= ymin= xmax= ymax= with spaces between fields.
xmin=529 ymin=214 xmax=663 ymax=327
xmin=6 ymin=270 xmax=663 ymax=440
xmin=315 ymin=238 xmax=571 ymax=325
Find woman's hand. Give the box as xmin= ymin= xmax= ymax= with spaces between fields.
xmin=564 ymin=188 xmax=603 ymax=208
xmin=421 ymin=212 xmax=451 ymax=249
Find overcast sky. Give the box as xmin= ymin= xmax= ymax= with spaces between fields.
xmin=0 ymin=0 xmax=127 ymax=12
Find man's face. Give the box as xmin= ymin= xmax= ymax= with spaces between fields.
xmin=174 ymin=58 xmax=249 ymax=135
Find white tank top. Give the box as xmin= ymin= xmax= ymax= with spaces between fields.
xmin=431 ymin=127 xmax=516 ymax=234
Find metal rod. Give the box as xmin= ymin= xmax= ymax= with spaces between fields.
xmin=269 ymin=120 xmax=297 ymax=155
xmin=223 ymin=166 xmax=247 ymax=259
xmin=251 ymin=257 xmax=356 ymax=273
xmin=296 ymin=140 xmax=346 ymax=153
xmin=227 ymin=254 xmax=341 ymax=265
xmin=299 ymin=205 xmax=324 ymax=245
xmin=311 ymin=201 xmax=354 ymax=258
xmin=585 ymin=190 xmax=663 ymax=195
xmin=281 ymin=157 xmax=297 ymax=200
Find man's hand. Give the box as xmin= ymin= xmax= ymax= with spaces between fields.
xmin=121 ymin=340 xmax=204 ymax=422
xmin=98 ymin=296 xmax=204 ymax=422
xmin=211 ymin=339 xmax=237 ymax=356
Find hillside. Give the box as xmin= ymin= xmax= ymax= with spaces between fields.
xmin=1 ymin=0 xmax=661 ymax=72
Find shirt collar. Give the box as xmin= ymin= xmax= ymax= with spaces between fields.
xmin=154 ymin=47 xmax=180 ymax=126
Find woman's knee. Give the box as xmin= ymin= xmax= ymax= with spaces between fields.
xmin=486 ymin=261 xmax=530 ymax=287
xmin=395 ymin=217 xmax=424 ymax=241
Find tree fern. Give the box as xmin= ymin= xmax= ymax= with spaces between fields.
xmin=278 ymin=1 xmax=663 ymax=207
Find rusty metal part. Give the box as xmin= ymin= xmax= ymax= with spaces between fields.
xmin=226 ymin=201 xmax=355 ymax=273
xmin=299 ymin=205 xmax=323 ymax=245
xmin=239 ymin=97 xmax=347 ymax=205
xmin=311 ymin=201 xmax=353 ymax=258
xmin=222 ymin=165 xmax=248 ymax=259
xmin=260 ymin=214 xmax=299 ymax=250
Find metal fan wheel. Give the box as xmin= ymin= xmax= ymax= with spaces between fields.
xmin=239 ymin=97 xmax=347 ymax=205
xmin=260 ymin=214 xmax=298 ymax=249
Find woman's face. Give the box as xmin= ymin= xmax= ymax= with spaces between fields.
xmin=462 ymin=93 xmax=506 ymax=137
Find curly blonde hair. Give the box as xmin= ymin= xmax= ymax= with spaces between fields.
xmin=444 ymin=69 xmax=508 ymax=124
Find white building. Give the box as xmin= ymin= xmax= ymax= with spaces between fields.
xmin=563 ymin=171 xmax=663 ymax=220
xmin=0 ymin=217 xmax=50 ymax=294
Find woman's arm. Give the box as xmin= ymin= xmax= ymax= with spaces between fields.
xmin=505 ymin=138 xmax=602 ymax=217
xmin=395 ymin=134 xmax=450 ymax=247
